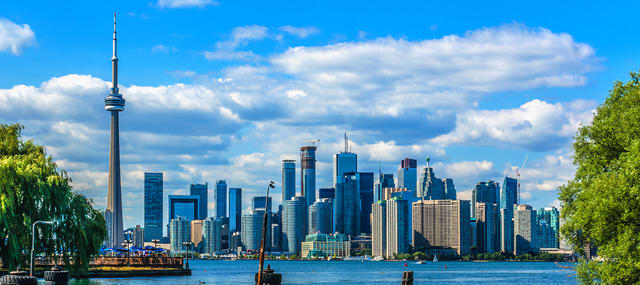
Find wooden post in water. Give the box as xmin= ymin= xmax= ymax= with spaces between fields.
xmin=257 ymin=181 xmax=275 ymax=285
xmin=402 ymin=271 xmax=414 ymax=285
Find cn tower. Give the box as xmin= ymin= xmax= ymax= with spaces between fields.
xmin=105 ymin=13 xmax=125 ymax=249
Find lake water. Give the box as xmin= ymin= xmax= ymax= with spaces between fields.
xmin=65 ymin=260 xmax=577 ymax=284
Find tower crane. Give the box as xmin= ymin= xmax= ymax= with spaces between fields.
xmin=514 ymin=155 xmax=528 ymax=203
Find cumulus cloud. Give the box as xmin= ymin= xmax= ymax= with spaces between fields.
xmin=151 ymin=44 xmax=176 ymax=53
xmin=431 ymin=99 xmax=596 ymax=151
xmin=0 ymin=18 xmax=35 ymax=55
xmin=280 ymin=26 xmax=319 ymax=38
xmin=156 ymin=0 xmax=218 ymax=8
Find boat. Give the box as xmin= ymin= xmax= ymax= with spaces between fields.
xmin=372 ymin=256 xmax=384 ymax=261
xmin=433 ymin=255 xmax=438 ymax=262
xmin=416 ymin=260 xmax=425 ymax=264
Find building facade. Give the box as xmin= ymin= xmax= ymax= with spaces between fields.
xmin=215 ymin=180 xmax=227 ymax=219
xmin=169 ymin=195 xmax=200 ymax=222
xmin=190 ymin=183 xmax=208 ymax=220
xmin=417 ymin=167 xmax=455 ymax=200
xmin=514 ymin=204 xmax=538 ymax=255
xmin=412 ymin=199 xmax=471 ymax=255
xmin=202 ymin=217 xmax=222 ymax=255
xmin=318 ymin=187 xmax=335 ymax=199
xmin=500 ymin=177 xmax=518 ymax=252
xmin=301 ymin=146 xmax=317 ymax=207
xmin=334 ymin=172 xmax=361 ymax=236
xmin=282 ymin=160 xmax=296 ymax=202
xmin=537 ymin=207 xmax=560 ymax=248
xmin=228 ymin=187 xmax=242 ymax=234
xmin=374 ymin=173 xmax=395 ymax=202
xmin=143 ymin=172 xmax=163 ymax=242
xmin=358 ymin=172 xmax=374 ymax=235
xmin=252 ymin=196 xmax=272 ymax=212
xmin=386 ymin=198 xmax=409 ymax=258
xmin=398 ymin=158 xmax=417 ymax=192
xmin=475 ymin=202 xmax=499 ymax=253
xmin=241 ymin=210 xmax=271 ymax=252
xmin=308 ymin=198 xmax=333 ymax=234
xmin=169 ymin=217 xmax=190 ymax=253
xmin=282 ymin=196 xmax=307 ymax=254
xmin=301 ymin=233 xmax=350 ymax=259
xmin=371 ymin=201 xmax=386 ymax=258
xmin=133 ymin=225 xmax=144 ymax=248
xmin=190 ymin=220 xmax=204 ymax=250
xmin=472 ymin=181 xmax=499 ymax=218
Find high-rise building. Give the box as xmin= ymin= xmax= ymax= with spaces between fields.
xmin=333 ymin=133 xmax=358 ymax=187
xmin=514 ymin=204 xmax=538 ymax=255
xmin=271 ymin=223 xmax=282 ymax=251
xmin=215 ymin=180 xmax=227 ymax=219
xmin=500 ymin=177 xmax=518 ymax=252
xmin=318 ymin=188 xmax=335 ymax=199
xmin=230 ymin=231 xmax=242 ymax=252
xmin=282 ymin=196 xmax=307 ymax=254
xmin=202 ymin=217 xmax=222 ymax=254
xmin=537 ymin=207 xmax=560 ymax=248
xmin=133 ymin=225 xmax=144 ymax=248
xmin=475 ymin=202 xmax=499 ymax=253
xmin=301 ymin=146 xmax=317 ymax=206
xmin=398 ymin=158 xmax=417 ymax=192
xmin=417 ymin=165 xmax=455 ymax=200
xmin=282 ymin=160 xmax=296 ymax=202
xmin=190 ymin=183 xmax=208 ymax=219
xmin=334 ymin=172 xmax=361 ymax=236
xmin=190 ymin=220 xmax=204 ymax=250
xmin=371 ymin=201 xmax=387 ymax=258
xmin=169 ymin=195 xmax=200 ymax=222
xmin=374 ymin=173 xmax=395 ymax=202
xmin=105 ymin=14 xmax=125 ymax=249
xmin=252 ymin=196 xmax=272 ymax=212
xmin=241 ymin=210 xmax=271 ymax=252
xmin=472 ymin=181 xmax=499 ymax=218
xmin=358 ymin=172 xmax=374 ymax=235
xmin=228 ymin=188 xmax=242 ymax=234
xmin=169 ymin=217 xmax=190 ymax=253
xmin=144 ymin=172 xmax=163 ymax=242
xmin=308 ymin=198 xmax=333 ymax=234
xmin=386 ymin=198 xmax=409 ymax=258
xmin=412 ymin=200 xmax=471 ymax=255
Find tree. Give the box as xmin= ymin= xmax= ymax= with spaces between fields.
xmin=0 ymin=124 xmax=106 ymax=274
xmin=559 ymin=72 xmax=640 ymax=283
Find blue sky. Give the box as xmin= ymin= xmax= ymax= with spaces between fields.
xmin=1 ymin=0 xmax=639 ymax=231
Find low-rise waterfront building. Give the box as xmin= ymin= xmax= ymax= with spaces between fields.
xmin=301 ymin=233 xmax=350 ymax=259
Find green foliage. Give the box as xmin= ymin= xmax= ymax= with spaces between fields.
xmin=412 ymin=252 xmax=427 ymax=260
xmin=559 ymin=72 xmax=640 ymax=283
xmin=0 ymin=124 xmax=106 ymax=273
xmin=394 ymin=253 xmax=414 ymax=260
xmin=353 ymin=248 xmax=372 ymax=256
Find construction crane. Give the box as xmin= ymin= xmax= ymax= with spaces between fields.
xmin=305 ymin=139 xmax=320 ymax=147
xmin=514 ymin=155 xmax=528 ymax=203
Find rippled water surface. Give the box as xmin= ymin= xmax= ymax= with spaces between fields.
xmin=64 ymin=260 xmax=577 ymax=284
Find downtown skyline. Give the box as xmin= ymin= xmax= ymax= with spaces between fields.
xmin=2 ymin=0 xmax=639 ymax=230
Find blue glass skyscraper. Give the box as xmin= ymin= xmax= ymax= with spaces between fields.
xmin=374 ymin=173 xmax=395 ymax=202
xmin=282 ymin=196 xmax=307 ymax=254
xmin=190 ymin=183 xmax=208 ymax=219
xmin=228 ymin=187 xmax=242 ymax=233
xmin=472 ymin=180 xmax=499 ymax=218
xmin=358 ymin=172 xmax=374 ymax=235
xmin=215 ymin=180 xmax=227 ymax=219
xmin=169 ymin=195 xmax=200 ymax=221
xmin=144 ymin=172 xmax=163 ymax=242
xmin=301 ymin=146 xmax=317 ymax=206
xmin=251 ymin=196 xmax=272 ymax=212
xmin=282 ymin=160 xmax=296 ymax=202
xmin=309 ymin=198 xmax=333 ymax=234
xmin=500 ymin=176 xmax=518 ymax=252
xmin=397 ymin=158 xmax=417 ymax=192
xmin=334 ymin=172 xmax=361 ymax=236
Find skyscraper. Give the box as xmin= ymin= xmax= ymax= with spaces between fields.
xmin=202 ymin=217 xmax=222 ymax=254
xmin=358 ymin=172 xmax=374 ymax=235
xmin=282 ymin=196 xmax=307 ymax=254
xmin=105 ymin=13 xmax=125 ymax=249
xmin=537 ymin=207 xmax=560 ymax=248
xmin=169 ymin=217 xmax=190 ymax=253
xmin=282 ymin=160 xmax=296 ymax=202
xmin=190 ymin=220 xmax=204 ymax=249
xmin=168 ymin=195 xmax=200 ymax=222
xmin=398 ymin=158 xmax=417 ymax=192
xmin=190 ymin=183 xmax=208 ymax=219
xmin=475 ymin=202 xmax=499 ymax=253
xmin=386 ymin=198 xmax=409 ymax=258
xmin=241 ymin=210 xmax=271 ymax=252
xmin=308 ymin=198 xmax=333 ymax=234
xmin=334 ymin=172 xmax=361 ymax=236
xmin=251 ymin=196 xmax=272 ymax=212
xmin=513 ymin=204 xmax=538 ymax=255
xmin=144 ymin=172 xmax=163 ymax=242
xmin=318 ymin=188 xmax=335 ymax=199
xmin=333 ymin=133 xmax=357 ymax=187
xmin=215 ymin=180 xmax=227 ymax=219
xmin=301 ymin=146 xmax=317 ymax=206
xmin=412 ymin=199 xmax=471 ymax=255
xmin=500 ymin=177 xmax=518 ymax=252
xmin=371 ymin=201 xmax=387 ymax=258
xmin=228 ymin=188 xmax=242 ymax=234
xmin=471 ymin=181 xmax=499 ymax=218
xmin=443 ymin=178 xmax=457 ymax=200
xmin=374 ymin=173 xmax=395 ymax=202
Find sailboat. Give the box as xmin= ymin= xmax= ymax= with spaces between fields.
xmin=433 ymin=254 xmax=438 ymax=262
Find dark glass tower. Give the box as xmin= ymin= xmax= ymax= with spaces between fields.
xmin=105 ymin=14 xmax=125 ymax=249
xmin=228 ymin=187 xmax=242 ymax=233
xmin=215 ymin=180 xmax=227 ymax=218
xmin=190 ymin=183 xmax=208 ymax=219
xmin=300 ymin=146 xmax=317 ymax=206
xmin=144 ymin=172 xmax=163 ymax=242
xmin=282 ymin=160 xmax=296 ymax=202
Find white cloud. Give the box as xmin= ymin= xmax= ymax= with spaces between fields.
xmin=156 ymin=0 xmax=218 ymax=8
xmin=0 ymin=18 xmax=35 ymax=55
xmin=151 ymin=44 xmax=176 ymax=53
xmin=280 ymin=26 xmax=319 ymax=38
xmin=432 ymin=99 xmax=596 ymax=151
xmin=205 ymin=25 xmax=268 ymax=61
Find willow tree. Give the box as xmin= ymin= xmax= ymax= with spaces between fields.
xmin=0 ymin=123 xmax=106 ymax=274
xmin=559 ymin=72 xmax=640 ymax=283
